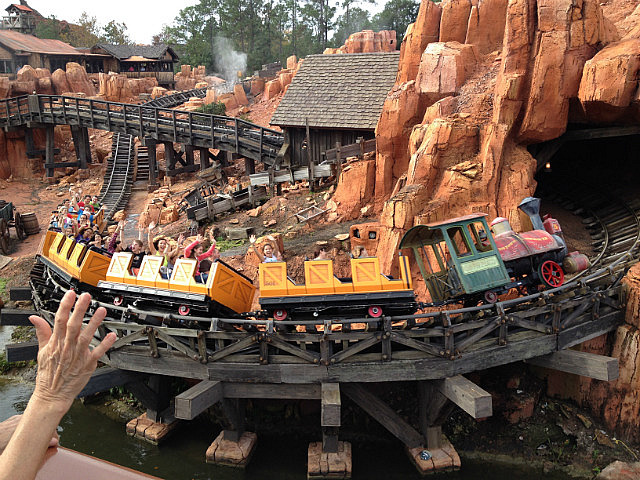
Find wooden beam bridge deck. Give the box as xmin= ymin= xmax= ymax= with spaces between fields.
xmin=0 ymin=94 xmax=284 ymax=167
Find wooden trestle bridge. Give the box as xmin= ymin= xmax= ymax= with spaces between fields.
xmin=0 ymin=94 xmax=284 ymax=181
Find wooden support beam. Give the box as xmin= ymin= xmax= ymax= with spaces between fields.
xmin=223 ymin=383 xmax=320 ymax=399
xmin=221 ymin=398 xmax=245 ymax=442
xmin=9 ymin=287 xmax=32 ymax=301
xmin=146 ymin=138 xmax=158 ymax=187
xmin=70 ymin=125 xmax=90 ymax=169
xmin=343 ymin=383 xmax=423 ymax=449
xmin=45 ymin=124 xmax=55 ymax=178
xmin=418 ymin=381 xmax=452 ymax=450
xmin=525 ymin=349 xmax=619 ymax=381
xmin=127 ymin=375 xmax=172 ymax=423
xmin=199 ymin=147 xmax=210 ymax=170
xmin=438 ymin=375 xmax=492 ymax=419
xmin=77 ymin=367 xmax=143 ymax=398
xmin=174 ymin=380 xmax=223 ymax=420
xmin=0 ymin=308 xmax=37 ymax=326
xmin=244 ymin=157 xmax=255 ymax=175
xmin=164 ymin=141 xmax=176 ymax=174
xmin=5 ymin=340 xmax=38 ymax=362
xmin=321 ymin=383 xmax=341 ymax=427
xmin=184 ymin=145 xmax=195 ymax=167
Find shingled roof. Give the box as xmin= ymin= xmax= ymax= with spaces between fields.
xmin=91 ymin=43 xmax=178 ymax=61
xmin=270 ymin=52 xmax=399 ymax=130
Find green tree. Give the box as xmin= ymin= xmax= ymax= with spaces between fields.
xmin=371 ymin=0 xmax=419 ymax=42
xmin=102 ymin=20 xmax=131 ymax=45
xmin=34 ymin=15 xmax=63 ymax=40
xmin=60 ymin=12 xmax=101 ymax=47
xmin=331 ymin=6 xmax=372 ymax=46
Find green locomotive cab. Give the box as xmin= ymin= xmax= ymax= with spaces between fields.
xmin=399 ymin=214 xmax=511 ymax=303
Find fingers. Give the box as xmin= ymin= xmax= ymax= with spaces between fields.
xmin=90 ymin=332 xmax=117 ymax=361
xmin=77 ymin=306 xmax=106 ymax=348
xmin=29 ymin=315 xmax=52 ymax=349
xmin=49 ymin=431 xmax=59 ymax=448
xmin=65 ymin=292 xmax=91 ymax=345
xmin=52 ymin=290 xmax=76 ymax=340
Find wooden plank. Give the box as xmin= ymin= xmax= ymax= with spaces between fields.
xmin=174 ymin=380 xmax=223 ymax=420
xmin=342 ymin=383 xmax=423 ymax=448
xmin=0 ymin=308 xmax=37 ymax=326
xmin=223 ymin=383 xmax=321 ymax=399
xmin=438 ymin=375 xmax=492 ymax=419
xmin=321 ymin=383 xmax=341 ymax=427
xmin=557 ymin=312 xmax=622 ymax=350
xmin=524 ymin=350 xmax=619 ymax=381
xmin=5 ymin=340 xmax=38 ymax=362
xmin=77 ymin=366 xmax=143 ymax=398
xmin=9 ymin=287 xmax=32 ymax=301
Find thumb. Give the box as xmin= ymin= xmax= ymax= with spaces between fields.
xmin=29 ymin=315 xmax=52 ymax=349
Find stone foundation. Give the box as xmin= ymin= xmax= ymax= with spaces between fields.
xmin=307 ymin=441 xmax=352 ymax=479
xmin=406 ymin=436 xmax=461 ymax=475
xmin=125 ymin=413 xmax=180 ymax=445
xmin=205 ymin=431 xmax=257 ymax=468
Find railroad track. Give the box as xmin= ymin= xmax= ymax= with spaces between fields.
xmin=98 ymin=133 xmax=134 ymax=221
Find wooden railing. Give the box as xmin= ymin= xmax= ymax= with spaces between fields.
xmin=0 ymin=94 xmax=284 ymax=166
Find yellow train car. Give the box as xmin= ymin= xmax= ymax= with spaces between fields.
xmin=258 ymin=255 xmax=416 ymax=320
xmin=37 ymin=229 xmax=255 ymax=318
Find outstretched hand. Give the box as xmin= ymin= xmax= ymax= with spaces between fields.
xmin=28 ymin=291 xmax=117 ymax=413
xmin=249 ymin=234 xmax=256 ymax=244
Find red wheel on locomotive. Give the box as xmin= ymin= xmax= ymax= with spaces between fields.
xmin=484 ymin=291 xmax=498 ymax=304
xmin=178 ymin=305 xmax=190 ymax=316
xmin=113 ymin=295 xmax=123 ymax=306
xmin=368 ymin=305 xmax=383 ymax=318
xmin=538 ymin=260 xmax=564 ymax=288
xmin=273 ymin=309 xmax=288 ymax=321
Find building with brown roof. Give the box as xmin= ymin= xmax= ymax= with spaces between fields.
xmin=0 ymin=29 xmax=88 ymax=74
xmin=270 ymin=51 xmax=400 ymax=166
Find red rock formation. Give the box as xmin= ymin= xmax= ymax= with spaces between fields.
xmin=415 ymin=42 xmax=476 ymax=103
xmin=396 ymin=1 xmax=442 ymax=83
xmin=51 ymin=68 xmax=71 ymax=94
xmin=327 ymin=30 xmax=398 ymax=54
xmin=65 ymin=62 xmax=96 ymax=96
xmin=333 ymin=159 xmax=376 ymax=218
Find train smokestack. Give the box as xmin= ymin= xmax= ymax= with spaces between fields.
xmin=518 ymin=197 xmax=545 ymax=231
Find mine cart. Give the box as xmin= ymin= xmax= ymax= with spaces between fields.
xmin=0 ymin=200 xmax=26 ymax=254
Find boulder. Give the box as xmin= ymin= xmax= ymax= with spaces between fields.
xmin=17 ymin=65 xmax=38 ymax=83
xmin=0 ymin=76 xmax=9 ymax=99
xmin=264 ymin=79 xmax=282 ymax=100
xmin=35 ymin=68 xmax=51 ymax=79
xmin=204 ymin=88 xmax=217 ymax=104
xmin=51 ymin=68 xmax=71 ymax=94
xmin=415 ymin=42 xmax=476 ymax=102
xmin=578 ymin=38 xmax=640 ymax=122
xmin=286 ymin=55 xmax=297 ymax=70
xmin=439 ymin=0 xmax=473 ymax=43
xmin=464 ymin=0 xmax=508 ymax=54
xmin=234 ymin=83 xmax=249 ymax=106
xmin=250 ymin=77 xmax=265 ymax=95
xmin=159 ymin=205 xmax=179 ymax=224
xmin=36 ymin=77 xmax=54 ymax=95
xmin=151 ymin=86 xmax=168 ymax=99
xmin=181 ymin=65 xmax=192 ymax=77
xmin=333 ymin=159 xmax=376 ymax=219
xmin=219 ymin=92 xmax=238 ymax=110
xmin=65 ymin=62 xmax=96 ymax=95
xmin=396 ymin=0 xmax=442 ymax=83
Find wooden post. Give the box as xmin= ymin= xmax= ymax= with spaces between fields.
xmin=24 ymin=128 xmax=35 ymax=157
xmin=164 ymin=141 xmax=176 ymax=177
xmin=45 ymin=125 xmax=55 ymax=178
xmin=147 ymin=139 xmax=158 ymax=189
xmin=199 ymin=147 xmax=211 ymax=170
xmin=71 ymin=126 xmax=89 ymax=170
xmin=221 ymin=398 xmax=246 ymax=442
xmin=305 ymin=118 xmax=313 ymax=192
xmin=418 ymin=380 xmax=453 ymax=449
xmin=185 ymin=145 xmax=195 ymax=168
xmin=335 ymin=141 xmax=342 ymax=185
xmin=244 ymin=157 xmax=255 ymax=175
xmin=321 ymin=383 xmax=341 ymax=453
xmin=358 ymin=136 xmax=365 ymax=159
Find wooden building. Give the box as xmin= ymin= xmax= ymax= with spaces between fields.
xmin=0 ymin=29 xmax=88 ymax=75
xmin=270 ymin=52 xmax=399 ymax=167
xmin=89 ymin=44 xmax=179 ymax=87
xmin=2 ymin=3 xmax=37 ymax=34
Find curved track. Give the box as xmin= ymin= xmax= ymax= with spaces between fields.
xmin=98 ymin=133 xmax=134 ymax=221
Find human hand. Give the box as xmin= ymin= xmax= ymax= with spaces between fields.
xmin=249 ymin=234 xmax=256 ymax=244
xmin=28 ymin=291 xmax=116 ymax=413
xmin=177 ymin=233 xmax=185 ymax=245
xmin=0 ymin=415 xmax=59 ymax=453
xmin=267 ymin=235 xmax=275 ymax=241
xmin=149 ymin=221 xmax=156 ymax=231
xmin=196 ymin=234 xmax=204 ymax=243
xmin=163 ymin=243 xmax=170 ymax=254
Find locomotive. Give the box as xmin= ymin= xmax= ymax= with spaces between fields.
xmin=32 ymin=197 xmax=587 ymax=326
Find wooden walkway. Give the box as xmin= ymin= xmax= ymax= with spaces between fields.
xmin=0 ymin=94 xmax=284 ymax=167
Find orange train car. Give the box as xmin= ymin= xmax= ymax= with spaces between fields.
xmin=37 ymin=230 xmax=256 ymax=318
xmin=258 ymin=255 xmax=416 ymax=320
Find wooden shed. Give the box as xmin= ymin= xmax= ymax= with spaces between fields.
xmin=0 ymin=30 xmax=87 ymax=74
xmin=270 ymin=52 xmax=399 ymax=167
xmin=90 ymin=44 xmax=179 ymax=87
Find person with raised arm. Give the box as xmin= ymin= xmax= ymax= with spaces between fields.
xmin=0 ymin=291 xmax=116 ymax=480
xmin=184 ymin=230 xmax=219 ymax=283
xmin=249 ymin=234 xmax=282 ymax=263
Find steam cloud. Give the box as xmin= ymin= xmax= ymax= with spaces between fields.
xmin=213 ymin=36 xmax=247 ymax=84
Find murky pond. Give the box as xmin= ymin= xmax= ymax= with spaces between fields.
xmin=0 ymin=325 xmax=577 ymax=479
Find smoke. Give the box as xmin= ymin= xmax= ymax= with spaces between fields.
xmin=213 ymin=36 xmax=247 ymax=85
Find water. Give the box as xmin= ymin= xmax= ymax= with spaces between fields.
xmin=0 ymin=325 xmax=576 ymax=480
